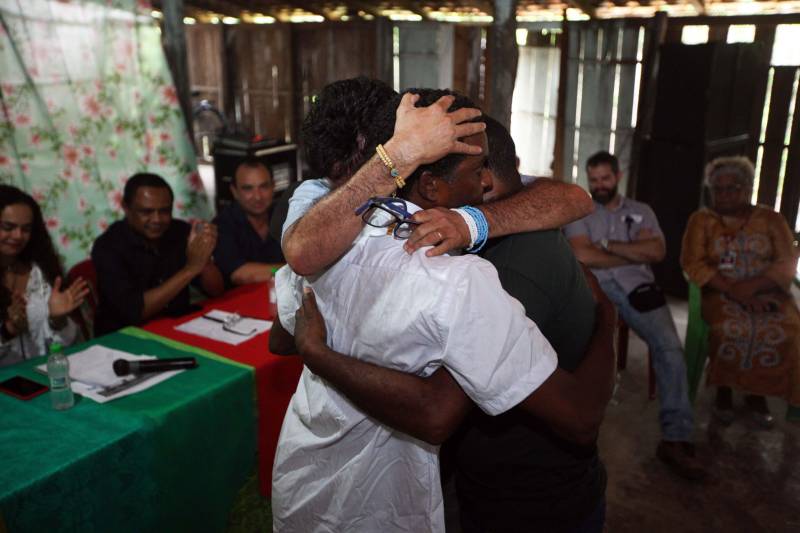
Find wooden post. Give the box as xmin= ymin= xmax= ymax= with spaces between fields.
xmin=628 ymin=12 xmax=667 ymax=199
xmin=221 ymin=24 xmax=239 ymax=129
xmin=375 ymin=17 xmax=394 ymax=87
xmin=161 ymin=0 xmax=193 ymax=137
xmin=552 ymin=16 xmax=570 ymax=181
xmin=487 ymin=0 xmax=519 ymax=129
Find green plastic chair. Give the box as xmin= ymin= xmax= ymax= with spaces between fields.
xmin=685 ymin=280 xmax=800 ymax=421
xmin=684 ymin=282 xmax=709 ymax=404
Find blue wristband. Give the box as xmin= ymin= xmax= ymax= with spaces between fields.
xmin=462 ymin=206 xmax=489 ymax=253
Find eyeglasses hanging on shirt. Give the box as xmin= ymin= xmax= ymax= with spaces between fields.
xmin=356 ymin=197 xmax=420 ymax=240
xmin=621 ymin=213 xmax=644 ymax=241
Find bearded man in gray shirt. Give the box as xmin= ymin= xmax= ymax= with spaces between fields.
xmin=565 ymin=150 xmax=706 ymax=481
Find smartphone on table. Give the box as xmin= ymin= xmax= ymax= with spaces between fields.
xmin=0 ymin=375 xmax=49 ymax=400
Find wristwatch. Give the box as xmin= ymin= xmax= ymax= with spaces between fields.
xmin=600 ymin=238 xmax=609 ymax=251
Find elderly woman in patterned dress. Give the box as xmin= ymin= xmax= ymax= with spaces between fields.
xmin=681 ymin=156 xmax=800 ymax=426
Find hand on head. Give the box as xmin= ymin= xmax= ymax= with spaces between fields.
xmin=48 ymin=276 xmax=90 ymax=319
xmin=390 ymin=93 xmax=485 ymax=168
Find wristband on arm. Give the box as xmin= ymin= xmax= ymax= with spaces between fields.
xmin=453 ymin=206 xmax=489 ymax=253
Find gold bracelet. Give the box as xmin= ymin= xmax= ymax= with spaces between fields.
xmin=375 ymin=144 xmax=406 ymax=189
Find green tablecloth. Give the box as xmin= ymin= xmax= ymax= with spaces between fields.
xmin=0 ymin=328 xmax=256 ymax=533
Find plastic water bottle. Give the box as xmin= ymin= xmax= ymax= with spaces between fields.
xmin=47 ymin=342 xmax=74 ymax=410
xmin=267 ymin=268 xmax=278 ymax=319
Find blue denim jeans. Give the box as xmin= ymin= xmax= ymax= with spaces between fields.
xmin=601 ymin=279 xmax=695 ymax=442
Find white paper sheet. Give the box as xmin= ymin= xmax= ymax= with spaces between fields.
xmin=35 ymin=345 xmax=184 ymax=404
xmin=174 ymin=309 xmax=272 ymax=346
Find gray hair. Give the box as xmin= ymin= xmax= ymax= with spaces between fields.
xmin=704 ymin=156 xmax=755 ymax=189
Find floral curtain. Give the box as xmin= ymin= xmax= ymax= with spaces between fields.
xmin=0 ymin=0 xmax=210 ymax=268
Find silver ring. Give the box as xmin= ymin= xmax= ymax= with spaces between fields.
xmin=435 ymin=231 xmax=443 ymax=241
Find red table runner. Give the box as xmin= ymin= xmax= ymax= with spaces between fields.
xmin=143 ymin=283 xmax=303 ymax=497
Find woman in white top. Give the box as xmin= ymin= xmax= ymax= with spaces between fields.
xmin=1 ymin=185 xmax=88 ymax=368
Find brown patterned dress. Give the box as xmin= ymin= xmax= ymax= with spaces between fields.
xmin=681 ymin=206 xmax=800 ymax=405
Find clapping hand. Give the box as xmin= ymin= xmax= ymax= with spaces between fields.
xmin=186 ymin=221 xmax=218 ymax=273
xmin=6 ymin=292 xmax=28 ymax=335
xmin=48 ymin=276 xmax=89 ymax=319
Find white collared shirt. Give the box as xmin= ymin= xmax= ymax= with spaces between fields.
xmin=272 ymin=201 xmax=557 ymax=533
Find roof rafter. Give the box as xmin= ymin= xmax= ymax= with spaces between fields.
xmin=566 ymin=0 xmax=597 ymax=17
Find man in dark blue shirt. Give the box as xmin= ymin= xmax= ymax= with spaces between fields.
xmin=214 ymin=159 xmax=284 ymax=287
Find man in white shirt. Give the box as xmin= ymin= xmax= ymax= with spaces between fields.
xmin=272 ymin=89 xmax=612 ymax=532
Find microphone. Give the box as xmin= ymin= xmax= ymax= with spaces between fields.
xmin=113 ymin=357 xmax=198 ymax=376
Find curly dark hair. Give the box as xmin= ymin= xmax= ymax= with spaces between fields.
xmin=0 ymin=185 xmax=64 ymax=322
xmin=301 ymin=77 xmax=396 ymax=182
xmin=364 ymin=89 xmax=483 ymax=196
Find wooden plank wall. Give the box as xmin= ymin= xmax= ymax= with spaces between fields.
xmin=780 ymin=73 xmax=800 ymax=228
xmin=230 ymin=24 xmax=293 ymax=142
xmin=185 ymin=21 xmax=392 ymax=150
xmin=186 ymin=24 xmax=224 ymax=110
xmin=292 ymin=21 xmax=388 ymax=134
xmin=760 ymin=65 xmax=800 ymax=226
xmin=662 ymin=15 xmax=800 ymax=229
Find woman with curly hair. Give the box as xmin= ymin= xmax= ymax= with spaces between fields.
xmin=0 ymin=185 xmax=88 ymax=367
xmin=681 ymin=156 xmax=800 ymax=426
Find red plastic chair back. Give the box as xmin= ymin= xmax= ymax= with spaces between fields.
xmin=66 ymin=259 xmax=98 ymax=339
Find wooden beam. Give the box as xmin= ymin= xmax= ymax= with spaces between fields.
xmin=293 ymin=1 xmax=334 ymax=21
xmin=405 ymin=2 xmax=432 ymax=19
xmin=686 ymin=0 xmax=706 ymax=16
xmin=347 ymin=1 xmax=385 ymax=18
xmin=181 ymin=0 xmax=242 ymax=17
xmin=666 ymin=13 xmax=800 ymax=26
xmin=567 ymin=0 xmax=596 ymax=19
xmin=161 ymin=0 xmax=194 ymax=138
xmin=236 ymin=0 xmax=284 ymax=20
xmin=486 ymin=0 xmax=518 ymax=129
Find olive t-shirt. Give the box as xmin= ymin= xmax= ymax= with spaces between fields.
xmin=451 ymin=229 xmax=606 ymax=531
